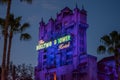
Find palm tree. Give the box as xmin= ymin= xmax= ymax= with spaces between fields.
xmin=7 ymin=14 xmax=31 ymax=79
xmin=0 ymin=0 xmax=11 ymax=80
xmin=0 ymin=0 xmax=32 ymax=80
xmin=0 ymin=14 xmax=31 ymax=79
xmin=97 ymin=31 xmax=120 ymax=80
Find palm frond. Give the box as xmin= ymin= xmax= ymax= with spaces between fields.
xmin=101 ymin=35 xmax=112 ymax=46
xmin=0 ymin=17 xmax=5 ymax=36
xmin=107 ymin=46 xmax=114 ymax=54
xmin=12 ymin=28 xmax=19 ymax=34
xmin=9 ymin=14 xmax=15 ymax=27
xmin=98 ymin=31 xmax=120 ymax=56
xmin=10 ymin=15 xmax=22 ymax=32
xmin=15 ymin=16 xmax=22 ymax=23
xmin=13 ymin=16 xmax=22 ymax=30
xmin=97 ymin=45 xmax=106 ymax=54
xmin=14 ymin=16 xmax=21 ymax=24
xmin=0 ymin=0 xmax=8 ymax=4
xmin=20 ymin=33 xmax=31 ymax=41
xmin=20 ymin=23 xmax=30 ymax=32
xmin=110 ymin=31 xmax=119 ymax=44
xmin=1 ymin=30 xmax=5 ymax=36
xmin=0 ymin=17 xmax=5 ymax=28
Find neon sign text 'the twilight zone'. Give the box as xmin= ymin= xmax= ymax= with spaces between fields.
xmin=36 ymin=35 xmax=71 ymax=50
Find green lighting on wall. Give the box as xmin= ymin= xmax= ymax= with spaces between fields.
xmin=36 ymin=35 xmax=71 ymax=50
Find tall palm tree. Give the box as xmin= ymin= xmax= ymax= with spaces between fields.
xmin=0 ymin=0 xmax=32 ymax=80
xmin=97 ymin=31 xmax=120 ymax=80
xmin=0 ymin=0 xmax=11 ymax=80
xmin=0 ymin=14 xmax=31 ymax=79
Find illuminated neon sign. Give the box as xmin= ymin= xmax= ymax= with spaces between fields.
xmin=36 ymin=35 xmax=71 ymax=50
xmin=58 ymin=42 xmax=70 ymax=50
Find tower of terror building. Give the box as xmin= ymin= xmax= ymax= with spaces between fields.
xmin=35 ymin=6 xmax=97 ymax=80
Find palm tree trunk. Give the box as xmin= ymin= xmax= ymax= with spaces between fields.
xmin=6 ymin=31 xmax=13 ymax=79
xmin=12 ymin=65 xmax=16 ymax=80
xmin=1 ymin=0 xmax=11 ymax=80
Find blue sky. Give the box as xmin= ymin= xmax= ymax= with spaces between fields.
xmin=0 ymin=0 xmax=120 ymax=66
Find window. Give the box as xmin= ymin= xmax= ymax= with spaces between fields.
xmin=66 ymin=60 xmax=72 ymax=65
xmin=44 ymin=49 xmax=47 ymax=53
xmin=65 ymin=25 xmax=74 ymax=32
xmin=55 ymin=24 xmax=61 ymax=31
xmin=66 ymin=54 xmax=72 ymax=60
xmin=43 ymin=55 xmax=47 ymax=59
xmin=43 ymin=61 xmax=46 ymax=68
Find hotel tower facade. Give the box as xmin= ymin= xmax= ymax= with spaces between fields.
xmin=35 ymin=6 xmax=97 ymax=80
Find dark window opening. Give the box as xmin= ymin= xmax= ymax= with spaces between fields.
xmin=43 ymin=55 xmax=47 ymax=59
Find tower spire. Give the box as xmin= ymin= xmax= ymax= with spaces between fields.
xmin=80 ymin=4 xmax=87 ymax=15
xmin=76 ymin=3 xmax=78 ymax=8
xmin=50 ymin=16 xmax=52 ymax=19
xmin=82 ymin=4 xmax=84 ymax=10
xmin=40 ymin=17 xmax=45 ymax=26
xmin=49 ymin=16 xmax=54 ymax=21
xmin=41 ymin=17 xmax=43 ymax=22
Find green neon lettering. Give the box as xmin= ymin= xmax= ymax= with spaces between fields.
xmin=57 ymin=35 xmax=70 ymax=44
xmin=54 ymin=40 xmax=57 ymax=45
xmin=36 ymin=35 xmax=71 ymax=50
xmin=67 ymin=35 xmax=70 ymax=41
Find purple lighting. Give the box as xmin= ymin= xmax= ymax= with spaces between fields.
xmin=35 ymin=6 xmax=119 ymax=80
xmin=35 ymin=6 xmax=97 ymax=80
